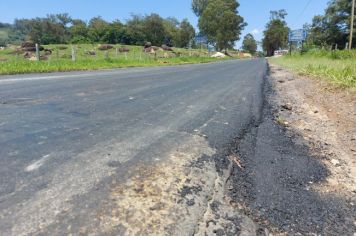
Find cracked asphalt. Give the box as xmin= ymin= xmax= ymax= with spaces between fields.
xmin=0 ymin=59 xmax=267 ymax=235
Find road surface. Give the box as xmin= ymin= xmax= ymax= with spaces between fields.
xmin=0 ymin=60 xmax=267 ymax=235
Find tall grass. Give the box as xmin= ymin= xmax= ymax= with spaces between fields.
xmin=270 ymin=50 xmax=356 ymax=88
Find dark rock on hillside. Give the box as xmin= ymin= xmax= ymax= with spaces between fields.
xmin=98 ymin=44 xmax=114 ymax=50
xmin=144 ymin=42 xmax=152 ymax=48
xmin=118 ymin=47 xmax=130 ymax=52
xmin=161 ymin=44 xmax=173 ymax=51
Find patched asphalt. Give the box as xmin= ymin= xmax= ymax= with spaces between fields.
xmin=0 ymin=59 xmax=266 ymax=235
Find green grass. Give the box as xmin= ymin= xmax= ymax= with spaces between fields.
xmin=270 ymin=50 xmax=356 ymax=88
xmin=0 ymin=44 xmax=234 ymax=75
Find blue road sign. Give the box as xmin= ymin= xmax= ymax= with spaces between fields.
xmin=195 ymin=35 xmax=208 ymax=44
xmin=288 ymin=29 xmax=308 ymax=42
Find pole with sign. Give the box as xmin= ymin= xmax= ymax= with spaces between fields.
xmin=288 ymin=29 xmax=308 ymax=55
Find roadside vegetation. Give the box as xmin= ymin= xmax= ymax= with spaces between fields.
xmin=0 ymin=44 xmax=235 ymax=75
xmin=264 ymin=0 xmax=356 ymax=89
xmin=0 ymin=0 xmax=251 ymax=75
xmin=270 ymin=50 xmax=356 ymax=88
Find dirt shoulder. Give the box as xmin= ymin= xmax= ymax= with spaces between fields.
xmin=269 ymin=63 xmax=355 ymax=195
xmin=226 ymin=62 xmax=355 ymax=235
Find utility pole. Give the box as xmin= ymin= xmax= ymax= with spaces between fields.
xmin=349 ymin=0 xmax=355 ymax=50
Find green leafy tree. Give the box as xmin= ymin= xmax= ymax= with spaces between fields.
xmin=143 ymin=14 xmax=166 ymax=46
xmin=177 ymin=19 xmax=195 ymax=48
xmin=5 ymin=12 xmax=199 ymax=48
xmin=102 ymin=20 xmax=126 ymax=44
xmin=192 ymin=0 xmax=238 ymax=16
xmin=70 ymin=19 xmax=89 ymax=43
xmin=262 ymin=10 xmax=289 ymax=56
xmin=198 ymin=0 xmax=245 ymax=51
xmin=163 ymin=17 xmax=180 ymax=46
xmin=55 ymin=13 xmax=72 ymax=27
xmin=242 ymin=33 xmax=257 ymax=55
xmin=126 ymin=14 xmax=146 ymax=45
xmin=46 ymin=14 xmax=72 ymax=43
xmin=88 ymin=16 xmax=110 ymax=42
xmin=11 ymin=14 xmax=72 ymax=44
xmin=192 ymin=0 xmax=209 ymax=16
xmin=308 ymin=0 xmax=355 ymax=48
xmin=12 ymin=19 xmax=31 ymax=42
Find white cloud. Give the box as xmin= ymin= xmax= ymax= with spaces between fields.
xmin=251 ymin=29 xmax=260 ymax=35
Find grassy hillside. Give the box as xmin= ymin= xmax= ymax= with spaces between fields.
xmin=0 ymin=44 xmax=235 ymax=75
xmin=270 ymin=50 xmax=356 ymax=88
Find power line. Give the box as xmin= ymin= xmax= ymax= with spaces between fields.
xmin=293 ymin=0 xmax=313 ymax=28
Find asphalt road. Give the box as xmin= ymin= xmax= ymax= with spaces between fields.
xmin=0 ymin=59 xmax=267 ymax=235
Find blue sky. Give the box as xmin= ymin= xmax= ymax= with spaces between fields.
xmin=1 ymin=0 xmax=329 ymax=48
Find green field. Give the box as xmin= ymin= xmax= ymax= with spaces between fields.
xmin=270 ymin=50 xmax=356 ymax=88
xmin=0 ymin=44 xmax=236 ymax=75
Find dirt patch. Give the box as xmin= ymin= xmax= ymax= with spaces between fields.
xmin=97 ymin=135 xmax=220 ymax=235
xmin=269 ymin=64 xmax=355 ymax=194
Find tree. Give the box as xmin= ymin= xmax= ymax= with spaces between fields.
xmin=177 ymin=19 xmax=195 ymax=48
xmin=163 ymin=17 xmax=180 ymax=47
xmin=198 ymin=0 xmax=245 ymax=51
xmin=262 ymin=10 xmax=289 ymax=56
xmin=126 ymin=14 xmax=146 ymax=45
xmin=88 ymin=16 xmax=110 ymax=42
xmin=242 ymin=33 xmax=257 ymax=55
xmin=308 ymin=0 xmax=355 ymax=48
xmin=192 ymin=0 xmax=239 ymax=16
xmin=4 ymin=12 xmax=199 ymax=48
xmin=143 ymin=14 xmax=166 ymax=46
xmin=102 ymin=20 xmax=129 ymax=44
xmin=70 ymin=19 xmax=89 ymax=43
xmin=55 ymin=13 xmax=72 ymax=27
xmin=12 ymin=19 xmax=31 ymax=42
xmin=11 ymin=14 xmax=73 ymax=44
xmin=26 ymin=18 xmax=62 ymax=44
xmin=192 ymin=0 xmax=209 ymax=17
xmin=269 ymin=10 xmax=287 ymax=21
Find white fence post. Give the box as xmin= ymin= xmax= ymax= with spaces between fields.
xmin=71 ymin=46 xmax=76 ymax=61
xmin=35 ymin=43 xmax=40 ymax=61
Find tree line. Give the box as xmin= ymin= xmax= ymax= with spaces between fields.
xmin=0 ymin=13 xmax=195 ymax=48
xmin=1 ymin=0 xmax=248 ymax=53
xmin=262 ymin=0 xmax=355 ymax=56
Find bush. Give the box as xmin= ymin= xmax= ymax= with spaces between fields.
xmin=70 ymin=36 xmax=91 ymax=44
xmin=0 ymin=38 xmax=8 ymax=47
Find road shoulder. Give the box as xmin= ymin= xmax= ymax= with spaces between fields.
xmin=226 ymin=63 xmax=355 ymax=235
xmin=269 ymin=63 xmax=355 ymax=194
